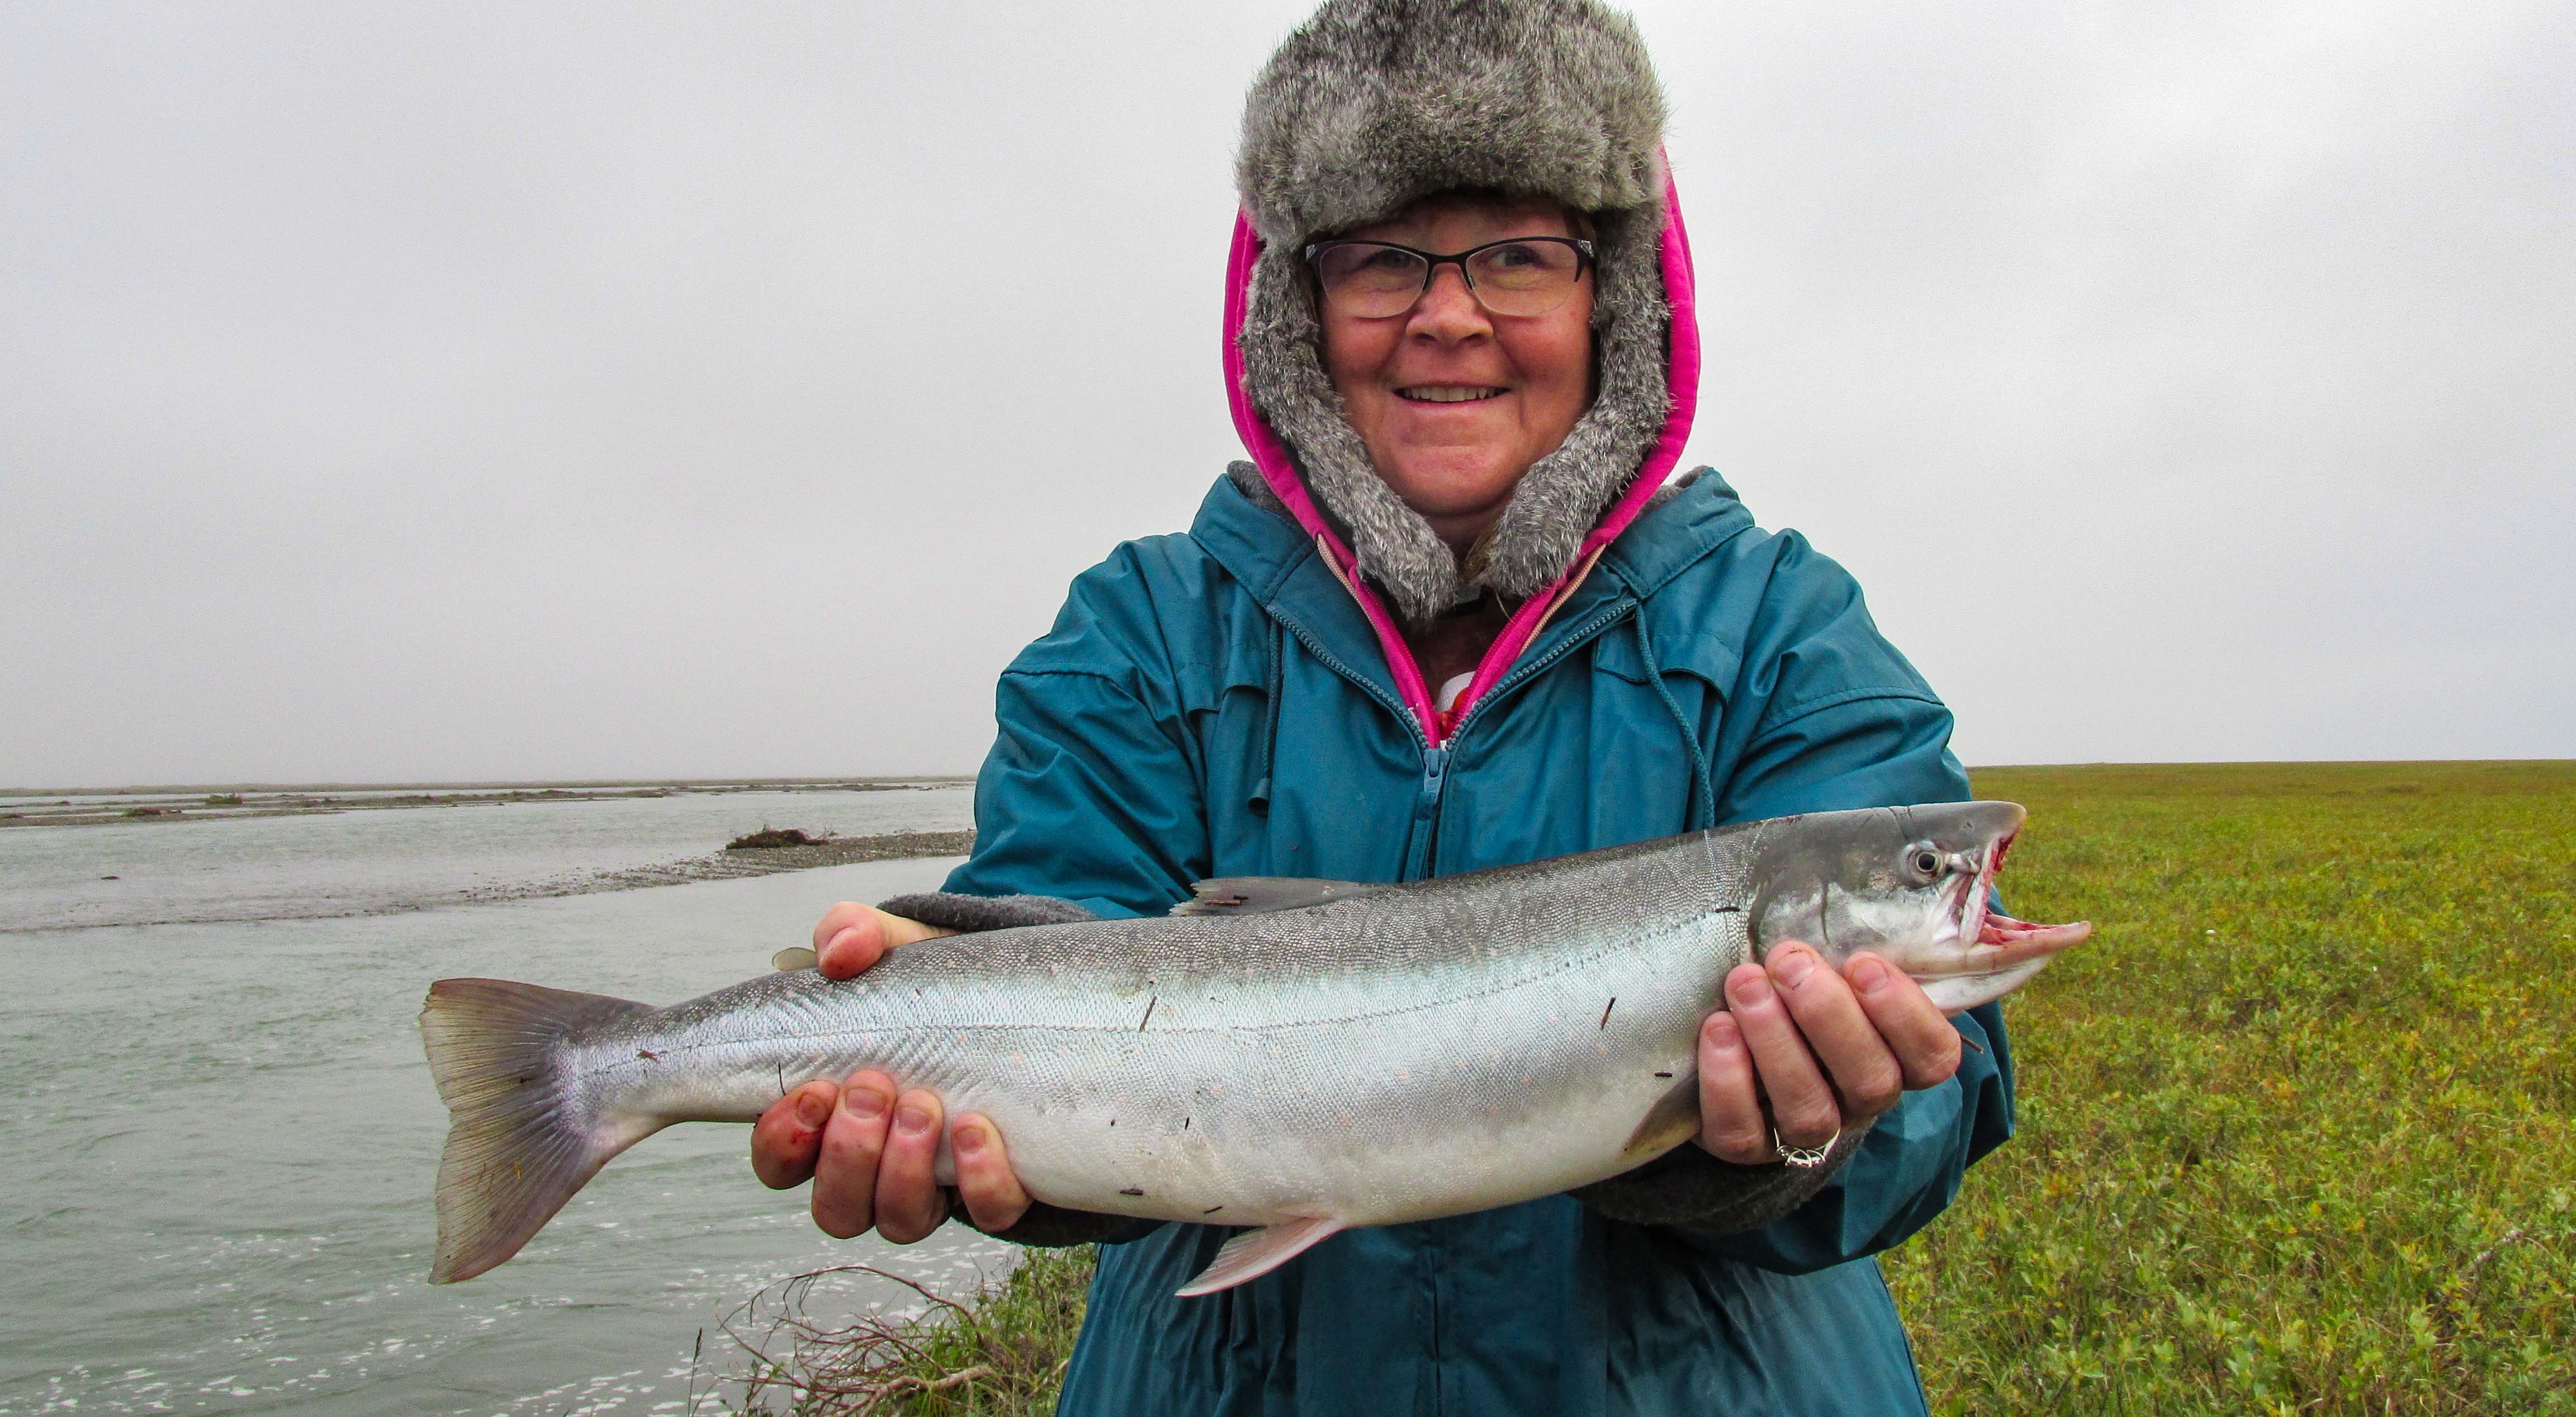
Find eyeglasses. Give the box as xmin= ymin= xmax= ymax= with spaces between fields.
xmin=1303 ymin=237 xmax=1595 ymax=319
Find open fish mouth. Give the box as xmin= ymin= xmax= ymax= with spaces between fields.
xmin=1920 ymin=826 xmax=2091 ymax=1009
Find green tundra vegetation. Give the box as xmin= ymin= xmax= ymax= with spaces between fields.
xmin=1891 ymin=760 xmax=2575 ymax=1415
xmin=727 ymin=761 xmax=2575 ymax=1415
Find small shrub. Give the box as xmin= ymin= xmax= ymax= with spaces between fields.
xmin=714 ymin=1248 xmax=1096 ymax=1415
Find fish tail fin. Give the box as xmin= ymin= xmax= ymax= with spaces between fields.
xmin=419 ymin=977 xmax=661 ymax=1284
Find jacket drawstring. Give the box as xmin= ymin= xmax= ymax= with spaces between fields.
xmin=1249 ymin=615 xmax=1284 ymax=817
xmin=1631 ymin=614 xmax=1717 ymax=832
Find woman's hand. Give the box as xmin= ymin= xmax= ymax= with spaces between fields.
xmin=749 ymin=904 xmax=1034 ymax=1239
xmin=1693 ymin=943 xmax=1964 ymax=1165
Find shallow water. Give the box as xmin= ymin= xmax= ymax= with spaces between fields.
xmin=0 ymin=788 xmax=1016 ymax=1415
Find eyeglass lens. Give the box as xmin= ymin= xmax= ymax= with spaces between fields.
xmin=1311 ymin=240 xmax=1586 ymax=318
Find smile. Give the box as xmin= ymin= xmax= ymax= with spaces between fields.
xmin=1395 ymin=386 xmax=1506 ymax=403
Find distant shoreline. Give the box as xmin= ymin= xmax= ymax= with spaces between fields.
xmin=0 ymin=778 xmax=974 ymax=831
xmin=454 ymin=828 xmax=980 ymax=906
xmin=2 ymin=826 xmax=981 ymax=935
xmin=0 ymin=775 xmax=976 ymax=796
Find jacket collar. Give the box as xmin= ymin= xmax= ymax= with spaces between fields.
xmin=1599 ymin=470 xmax=1758 ymax=601
xmin=1191 ymin=468 xmax=1759 ymax=729
xmin=1191 ymin=476 xmax=1418 ymax=721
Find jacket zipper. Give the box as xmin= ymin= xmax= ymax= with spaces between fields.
xmin=1448 ymin=598 xmax=1639 ymax=742
xmin=1404 ymin=745 xmax=1450 ymax=882
xmin=1268 ymin=593 xmax=1639 ymax=884
xmin=1409 ymin=598 xmax=1638 ymax=880
xmin=1271 ymin=616 xmax=1432 ymax=751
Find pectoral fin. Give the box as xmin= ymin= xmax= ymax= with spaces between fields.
xmin=770 ymin=947 xmax=818 ymax=972
xmin=1173 ymin=878 xmax=1385 ymax=916
xmin=1175 ymin=1215 xmax=1349 ymax=1296
xmin=1622 ymin=1073 xmax=1702 ymax=1159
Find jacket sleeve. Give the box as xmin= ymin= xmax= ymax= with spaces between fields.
xmin=941 ymin=664 xmax=1210 ymax=921
xmin=1675 ymin=537 xmax=2017 ymax=1272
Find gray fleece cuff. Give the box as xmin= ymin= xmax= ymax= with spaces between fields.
xmin=955 ymin=1197 xmax=1162 ymax=1249
xmin=1569 ymin=1121 xmax=1873 ymax=1236
xmin=878 ymin=891 xmax=1100 ymax=932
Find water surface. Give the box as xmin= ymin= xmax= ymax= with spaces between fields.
xmin=0 ymin=787 xmax=1012 ymax=1415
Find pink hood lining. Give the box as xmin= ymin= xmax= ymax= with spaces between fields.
xmin=1222 ymin=168 xmax=1701 ymax=746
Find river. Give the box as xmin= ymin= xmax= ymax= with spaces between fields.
xmin=0 ymin=785 xmax=1012 ymax=1415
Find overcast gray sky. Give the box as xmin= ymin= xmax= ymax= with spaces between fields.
xmin=5 ymin=1 xmax=2569 ymax=786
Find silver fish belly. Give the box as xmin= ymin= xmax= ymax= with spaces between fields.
xmin=420 ymin=801 xmax=2087 ymax=1292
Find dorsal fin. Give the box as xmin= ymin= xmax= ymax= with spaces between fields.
xmin=1173 ymin=877 xmax=1385 ymax=916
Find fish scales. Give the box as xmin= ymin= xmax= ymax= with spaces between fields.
xmin=419 ymin=803 xmax=2089 ymax=1292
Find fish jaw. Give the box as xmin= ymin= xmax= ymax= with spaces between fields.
xmin=1762 ymin=804 xmax=2090 ymax=1012
xmin=1902 ymin=821 xmax=2091 ymax=1011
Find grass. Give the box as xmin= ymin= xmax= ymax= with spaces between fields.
xmin=714 ymin=762 xmax=2575 ymax=1414
xmin=1885 ymin=761 xmax=2576 ymax=1414
xmin=711 ymin=1249 xmax=1095 ymax=1415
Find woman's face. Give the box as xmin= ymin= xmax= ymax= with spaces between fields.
xmin=1318 ymin=196 xmax=1595 ymax=549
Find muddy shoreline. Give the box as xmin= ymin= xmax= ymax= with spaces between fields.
xmin=8 ymin=828 xmax=979 ymax=934
xmin=0 ymin=778 xmax=970 ymax=830
xmin=468 ymin=829 xmax=979 ymax=903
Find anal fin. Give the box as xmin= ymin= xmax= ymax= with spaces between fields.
xmin=1621 ymin=1073 xmax=1702 ymax=1159
xmin=1175 ymin=1215 xmax=1348 ymax=1296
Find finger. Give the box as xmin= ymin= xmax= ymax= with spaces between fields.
xmin=816 ymin=907 xmax=955 ymax=980
xmin=1725 ymin=958 xmax=1841 ymax=1150
xmin=1693 ymin=1012 xmax=1774 ymax=1164
xmin=950 ymin=1113 xmax=1033 ymax=1233
xmin=751 ymin=1080 xmax=839 ymax=1189
xmin=1768 ymin=942 xmax=1906 ymax=1125
xmin=873 ymin=1089 xmax=950 ymax=1244
xmin=1844 ymin=952 xmax=1963 ymax=1092
xmin=811 ymin=900 xmax=874 ymax=955
xmin=809 ymin=1070 xmax=896 ymax=1239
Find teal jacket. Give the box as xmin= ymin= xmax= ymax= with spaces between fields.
xmin=942 ymin=469 xmax=2012 ymax=1416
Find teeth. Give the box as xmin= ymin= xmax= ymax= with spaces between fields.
xmin=1399 ymin=386 xmax=1502 ymax=403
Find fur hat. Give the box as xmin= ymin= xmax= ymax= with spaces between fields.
xmin=1234 ymin=0 xmax=1672 ymax=625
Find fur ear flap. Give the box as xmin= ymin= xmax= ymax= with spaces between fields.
xmin=1232 ymin=0 xmax=1675 ymax=626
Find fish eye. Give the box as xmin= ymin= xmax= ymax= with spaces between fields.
xmin=1906 ymin=844 xmax=1944 ymax=878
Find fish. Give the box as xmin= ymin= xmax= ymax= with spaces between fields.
xmin=419 ymin=800 xmax=2087 ymax=1293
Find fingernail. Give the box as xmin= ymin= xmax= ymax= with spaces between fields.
xmin=794 ymin=1090 xmax=831 ymax=1127
xmin=1847 ymin=955 xmax=1891 ymax=991
xmin=896 ymin=1103 xmax=934 ymax=1135
xmin=827 ymin=927 xmax=864 ymax=958
xmin=1771 ymin=947 xmax=1815 ymax=988
xmin=1704 ymin=1013 xmax=1740 ymax=1049
xmin=953 ymin=1121 xmax=986 ymax=1156
xmin=1730 ymin=971 xmax=1773 ymax=1006
xmin=844 ymin=1086 xmax=888 ymax=1120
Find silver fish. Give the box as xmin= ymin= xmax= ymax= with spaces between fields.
xmin=420 ymin=801 xmax=2086 ymax=1292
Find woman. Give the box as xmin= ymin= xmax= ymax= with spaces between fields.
xmin=751 ymin=3 xmax=2010 ymax=1412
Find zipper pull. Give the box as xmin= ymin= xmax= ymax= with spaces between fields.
xmin=1417 ymin=745 xmax=1450 ymax=809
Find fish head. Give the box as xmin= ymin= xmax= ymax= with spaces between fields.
xmin=1744 ymin=801 xmax=2090 ymax=1013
